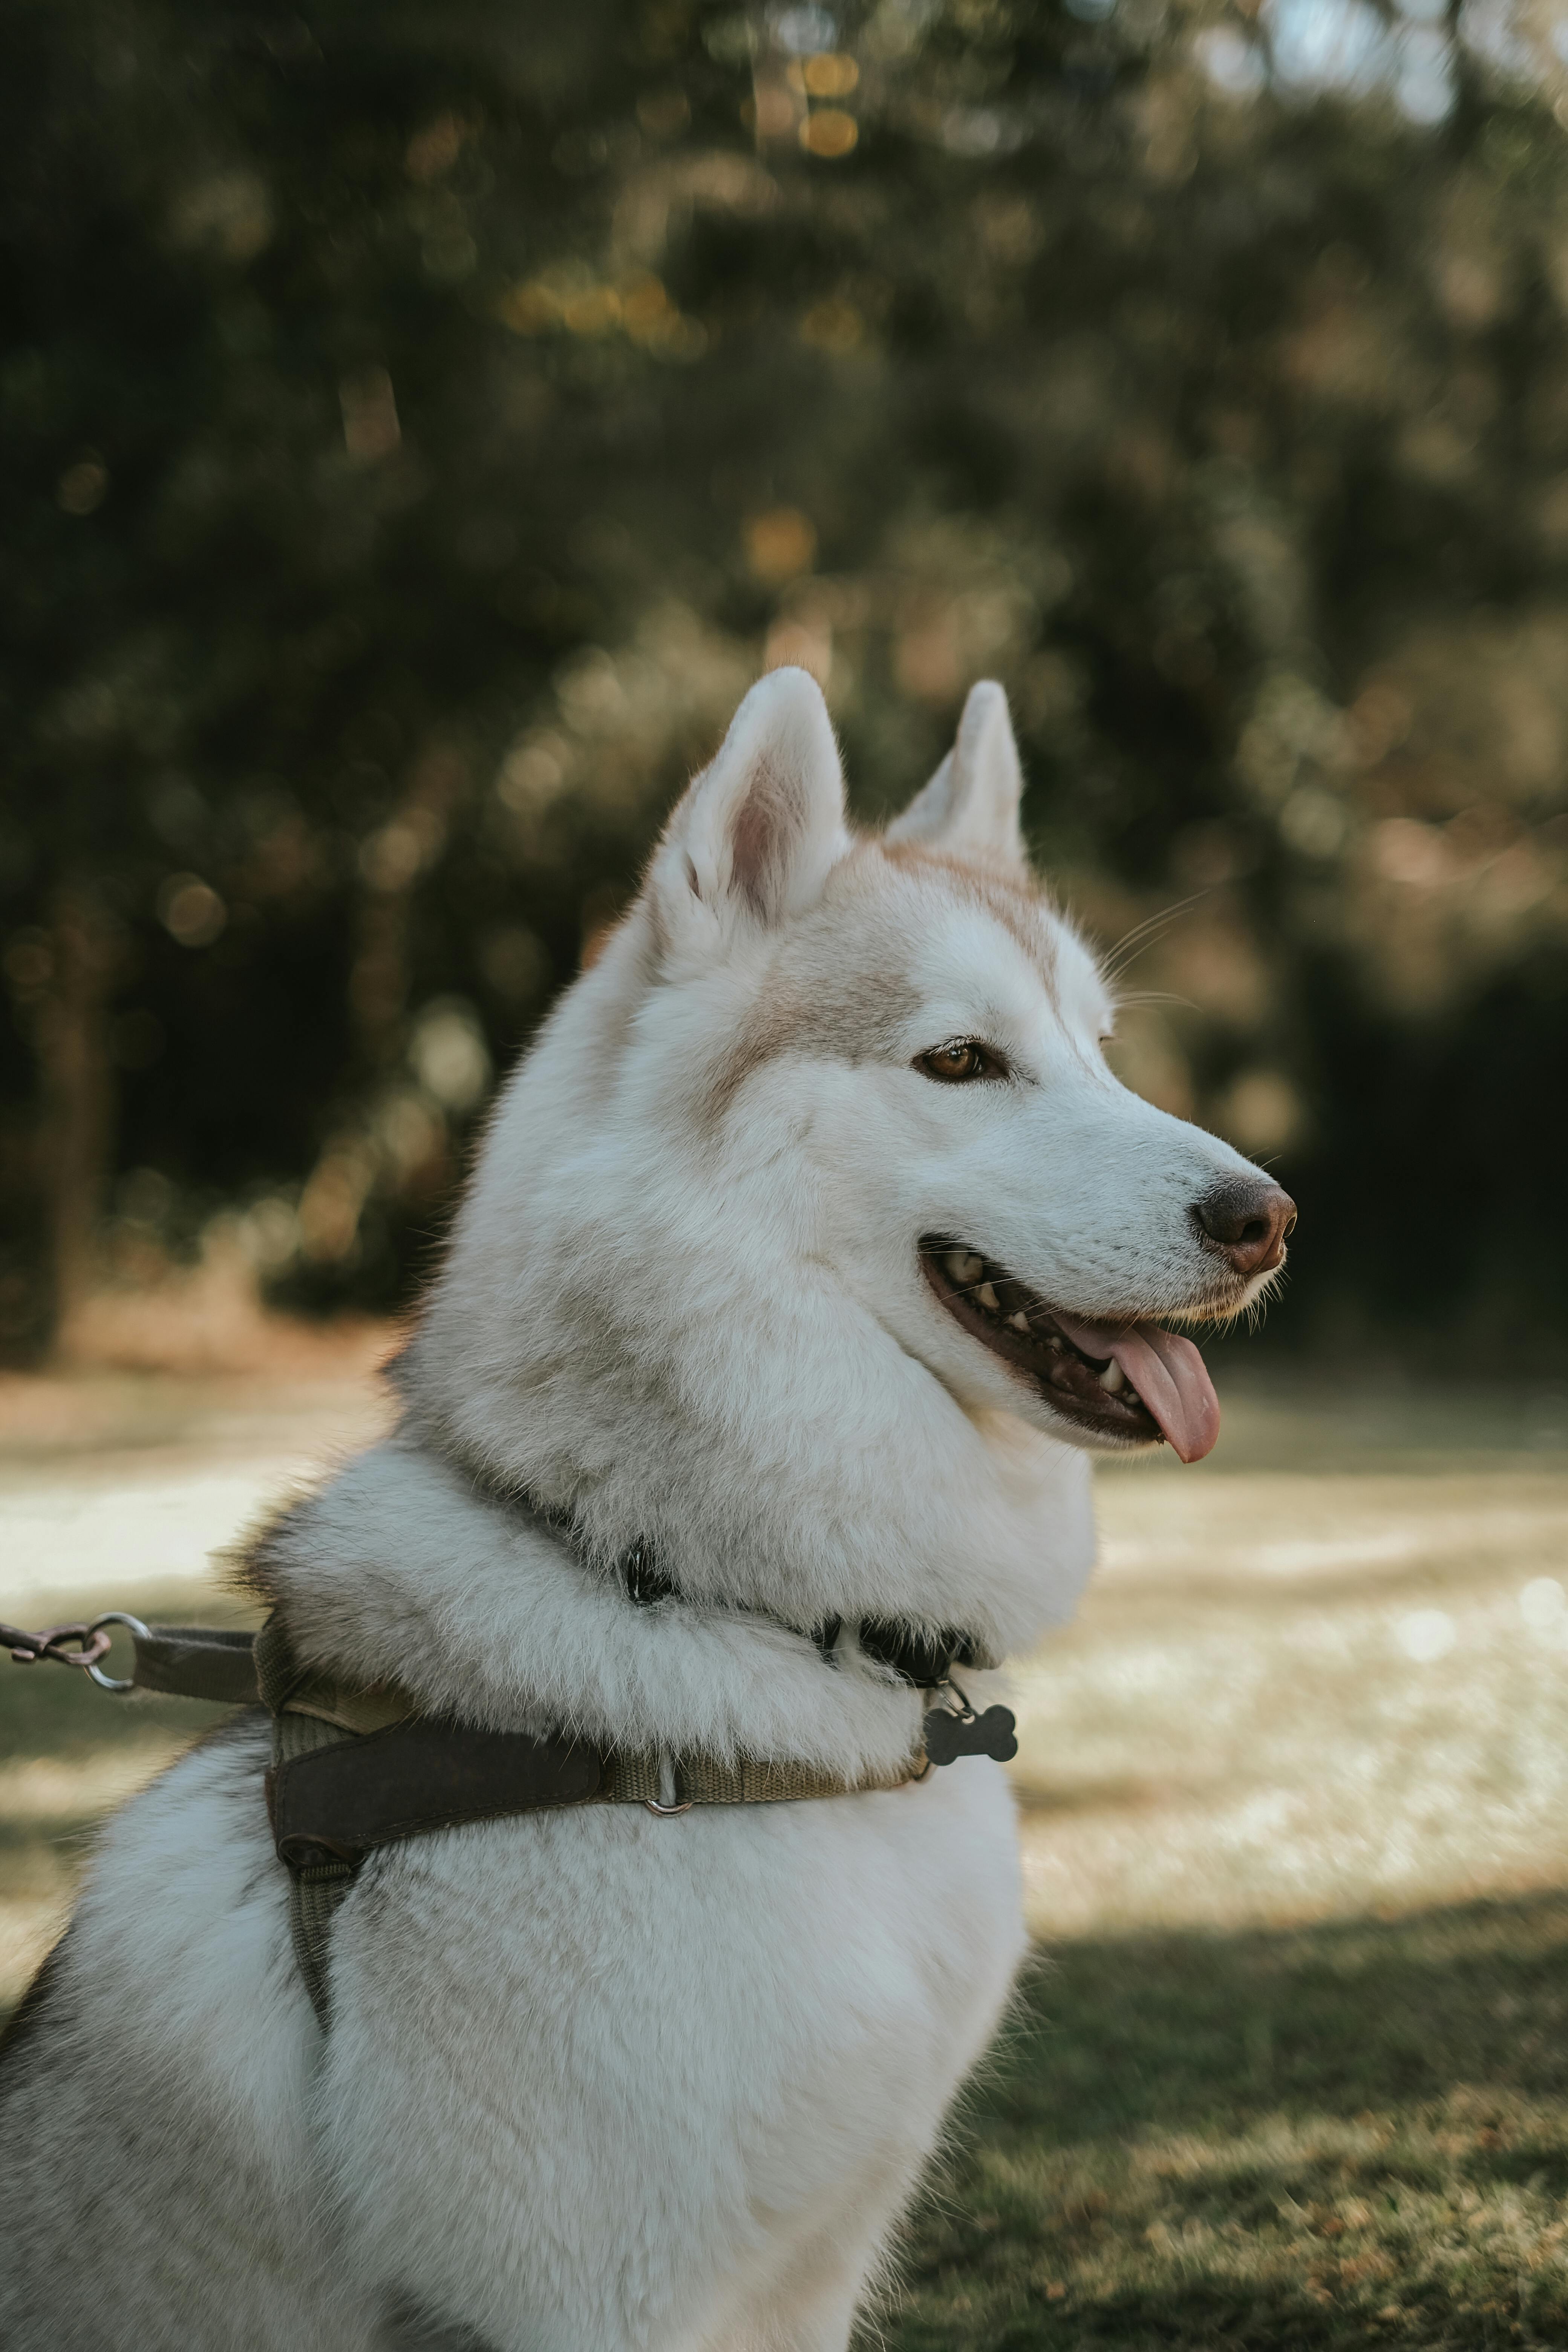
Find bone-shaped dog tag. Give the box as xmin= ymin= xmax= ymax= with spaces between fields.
xmin=922 ymin=1704 xmax=1018 ymax=1767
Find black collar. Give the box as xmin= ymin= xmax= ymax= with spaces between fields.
xmin=620 ymin=1537 xmax=986 ymax=1690
xmin=450 ymin=1459 xmax=991 ymax=1694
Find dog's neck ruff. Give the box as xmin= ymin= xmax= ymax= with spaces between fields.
xmin=252 ymin=1435 xmax=1009 ymax=1791
xmin=233 ymin=1436 xmax=1024 ymax=2028
xmin=438 ymin=1453 xmax=997 ymax=1693
xmin=253 ymin=1470 xmax=1017 ymax=2028
xmin=595 ymin=1530 xmax=993 ymax=1693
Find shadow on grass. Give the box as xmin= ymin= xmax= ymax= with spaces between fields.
xmin=882 ymin=1892 xmax=1568 ymax=2351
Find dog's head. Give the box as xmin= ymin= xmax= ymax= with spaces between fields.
xmin=407 ymin=668 xmax=1293 ymax=1634
xmin=633 ymin=666 xmax=1291 ymax=1465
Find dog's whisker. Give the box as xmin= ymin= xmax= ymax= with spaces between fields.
xmin=1099 ymin=890 xmax=1210 ymax=981
xmin=1111 ymin=990 xmax=1198 ymax=1014
xmin=1100 ymin=889 xmax=1213 ymax=974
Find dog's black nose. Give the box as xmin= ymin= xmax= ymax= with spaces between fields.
xmin=1194 ymin=1178 xmax=1297 ymax=1277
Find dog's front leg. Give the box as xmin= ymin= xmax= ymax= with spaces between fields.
xmin=700 ymin=2150 xmax=929 ymax=2352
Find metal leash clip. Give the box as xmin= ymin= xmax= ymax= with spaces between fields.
xmin=3 ymin=1611 xmax=148 ymax=1692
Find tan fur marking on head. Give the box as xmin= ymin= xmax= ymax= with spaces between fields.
xmin=877 ymin=840 xmax=1061 ymax=1000
xmin=704 ymin=962 xmax=921 ymax=1126
xmin=701 ymin=838 xmax=1066 ymax=1124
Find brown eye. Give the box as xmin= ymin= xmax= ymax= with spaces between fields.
xmin=917 ymin=1038 xmax=992 ymax=1084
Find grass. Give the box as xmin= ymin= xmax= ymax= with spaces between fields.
xmin=887 ymin=1895 xmax=1568 ymax=2349
xmin=876 ymin=1373 xmax=1568 ymax=2347
xmin=6 ymin=1360 xmax=1568 ymax=2343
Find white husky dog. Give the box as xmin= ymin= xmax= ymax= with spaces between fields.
xmin=1 ymin=672 xmax=1291 ymax=2351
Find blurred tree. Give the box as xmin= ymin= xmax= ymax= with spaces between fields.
xmin=3 ymin=0 xmax=1568 ymax=1362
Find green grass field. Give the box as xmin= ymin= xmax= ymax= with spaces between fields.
xmin=889 ymin=1894 xmax=1568 ymax=2349
xmin=5 ymin=1363 xmax=1568 ymax=2346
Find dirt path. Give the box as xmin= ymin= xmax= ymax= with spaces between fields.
xmin=1 ymin=1358 xmax=395 ymax=1616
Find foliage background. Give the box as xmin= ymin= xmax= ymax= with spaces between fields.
xmin=5 ymin=0 xmax=1568 ymax=1361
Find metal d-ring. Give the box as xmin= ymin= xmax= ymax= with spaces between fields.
xmin=84 ymin=1612 xmax=149 ymax=1693
xmin=643 ymin=1754 xmax=692 ymax=1816
xmin=932 ymin=1673 xmax=977 ymax=1723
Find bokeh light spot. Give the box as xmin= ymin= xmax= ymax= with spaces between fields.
xmin=158 ymin=876 xmax=227 ymax=949
xmin=1396 ymin=1609 xmax=1456 ymax=1662
xmin=800 ymin=108 xmax=859 ymax=156
xmin=57 ymin=458 xmax=108 ymax=515
xmin=802 ymin=52 xmax=859 ymax=95
xmin=745 ymin=507 xmax=818 ymax=583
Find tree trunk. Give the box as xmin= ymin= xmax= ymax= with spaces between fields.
xmin=36 ymin=881 xmax=117 ymax=1358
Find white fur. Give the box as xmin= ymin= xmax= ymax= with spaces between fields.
xmin=1 ymin=672 xmax=1280 ymax=2350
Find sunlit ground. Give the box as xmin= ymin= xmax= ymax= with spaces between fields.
xmin=5 ymin=1359 xmax=1568 ymax=2345
xmin=1014 ymin=1380 xmax=1568 ymax=1940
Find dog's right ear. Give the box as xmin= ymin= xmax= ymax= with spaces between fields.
xmin=648 ymin=668 xmax=848 ymax=950
xmin=885 ymin=680 xmax=1026 ymax=865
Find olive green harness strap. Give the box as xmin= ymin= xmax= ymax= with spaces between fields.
xmin=266 ymin=1721 xmax=927 ymax=2028
xmin=269 ymin=1707 xmax=358 ymax=2022
xmin=247 ymin=1613 xmax=930 ymax=2030
xmin=593 ymin=1746 xmax=920 ymax=1806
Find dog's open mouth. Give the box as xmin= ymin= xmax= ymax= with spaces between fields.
xmin=920 ymin=1239 xmax=1221 ymax=1463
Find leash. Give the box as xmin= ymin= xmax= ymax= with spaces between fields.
xmin=4 ymin=1613 xmax=259 ymax=1700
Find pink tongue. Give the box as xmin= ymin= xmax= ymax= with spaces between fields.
xmin=1050 ymin=1316 xmax=1220 ymax=1464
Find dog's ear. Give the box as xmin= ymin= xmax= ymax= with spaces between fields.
xmin=886 ymin=680 xmax=1025 ymax=864
xmin=649 ymin=668 xmax=847 ymax=943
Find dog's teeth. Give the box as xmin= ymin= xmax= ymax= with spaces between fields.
xmin=1047 ymin=1334 xmax=1065 ymax=1351
xmin=1098 ymin=1360 xmax=1125 ymax=1393
xmin=977 ymin=1282 xmax=999 ymax=1313
xmin=1008 ymin=1311 xmax=1030 ymax=1333
xmin=946 ymin=1249 xmax=984 ymax=1286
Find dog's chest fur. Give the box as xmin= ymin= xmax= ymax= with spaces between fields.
xmin=4 ymin=1442 xmax=1030 ymax=2352
xmin=278 ymin=1452 xmax=1032 ymax=2342
xmin=320 ymin=1750 xmax=1025 ymax=2346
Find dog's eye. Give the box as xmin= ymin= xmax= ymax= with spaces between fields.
xmin=916 ymin=1039 xmax=995 ymax=1084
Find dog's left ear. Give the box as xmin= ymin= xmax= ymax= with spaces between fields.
xmin=650 ymin=667 xmax=848 ymax=945
xmin=886 ymin=680 xmax=1025 ymax=865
